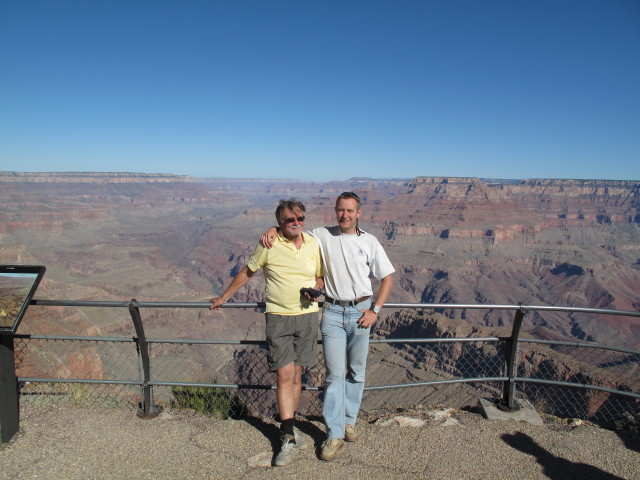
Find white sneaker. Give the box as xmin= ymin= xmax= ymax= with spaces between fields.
xmin=294 ymin=428 xmax=309 ymax=450
xmin=274 ymin=429 xmax=308 ymax=466
xmin=274 ymin=436 xmax=300 ymax=466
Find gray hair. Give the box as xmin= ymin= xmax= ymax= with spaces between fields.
xmin=275 ymin=198 xmax=306 ymax=222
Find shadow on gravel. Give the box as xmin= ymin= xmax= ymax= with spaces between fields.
xmin=242 ymin=416 xmax=326 ymax=455
xmin=615 ymin=431 xmax=640 ymax=453
xmin=242 ymin=416 xmax=282 ymax=454
xmin=502 ymin=432 xmax=626 ymax=480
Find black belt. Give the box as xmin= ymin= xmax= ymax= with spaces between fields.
xmin=324 ymin=296 xmax=370 ymax=307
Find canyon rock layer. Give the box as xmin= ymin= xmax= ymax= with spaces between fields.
xmin=2 ymin=172 xmax=639 ymax=418
xmin=1 ymin=172 xmax=638 ymax=349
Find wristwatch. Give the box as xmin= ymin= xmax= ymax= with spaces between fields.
xmin=370 ymin=305 xmax=381 ymax=314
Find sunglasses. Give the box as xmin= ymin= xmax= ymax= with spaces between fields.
xmin=283 ymin=216 xmax=305 ymax=224
xmin=338 ymin=191 xmax=360 ymax=200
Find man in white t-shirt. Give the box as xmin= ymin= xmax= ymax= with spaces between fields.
xmin=262 ymin=192 xmax=394 ymax=461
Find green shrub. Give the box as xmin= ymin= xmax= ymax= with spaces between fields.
xmin=71 ymin=383 xmax=90 ymax=406
xmin=614 ymin=410 xmax=640 ymax=434
xmin=170 ymin=385 xmax=245 ymax=419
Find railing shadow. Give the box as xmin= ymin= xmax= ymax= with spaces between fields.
xmin=501 ymin=432 xmax=627 ymax=479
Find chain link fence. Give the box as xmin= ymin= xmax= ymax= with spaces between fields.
xmin=517 ymin=339 xmax=640 ymax=428
xmin=13 ymin=320 xmax=639 ymax=431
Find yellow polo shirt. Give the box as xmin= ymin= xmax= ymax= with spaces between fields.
xmin=247 ymin=232 xmax=323 ymax=315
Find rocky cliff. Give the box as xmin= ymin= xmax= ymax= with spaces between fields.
xmin=0 ymin=171 xmax=191 ymax=183
xmin=355 ymin=177 xmax=640 ymax=349
xmin=1 ymin=173 xmax=638 ymax=350
xmin=3 ymin=172 xmax=638 ymax=423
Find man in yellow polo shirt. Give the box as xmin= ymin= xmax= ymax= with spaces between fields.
xmin=210 ymin=199 xmax=323 ymax=467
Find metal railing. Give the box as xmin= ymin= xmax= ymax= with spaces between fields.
xmin=2 ymin=299 xmax=639 ymax=443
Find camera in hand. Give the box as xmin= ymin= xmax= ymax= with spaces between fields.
xmin=300 ymin=287 xmax=323 ymax=299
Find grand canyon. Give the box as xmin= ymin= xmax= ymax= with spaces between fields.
xmin=1 ymin=172 xmax=639 ymax=417
xmin=2 ymin=171 xmax=638 ymax=344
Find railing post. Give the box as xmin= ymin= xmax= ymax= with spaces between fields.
xmin=498 ymin=303 xmax=526 ymax=411
xmin=129 ymin=299 xmax=162 ymax=419
xmin=0 ymin=333 xmax=19 ymax=443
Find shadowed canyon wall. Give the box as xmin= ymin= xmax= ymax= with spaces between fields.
xmin=1 ymin=173 xmax=638 ymax=351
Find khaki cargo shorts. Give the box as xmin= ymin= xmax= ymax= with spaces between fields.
xmin=265 ymin=312 xmax=319 ymax=371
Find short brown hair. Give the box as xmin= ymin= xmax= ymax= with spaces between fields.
xmin=335 ymin=191 xmax=361 ymax=209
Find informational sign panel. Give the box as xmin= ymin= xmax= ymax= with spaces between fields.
xmin=0 ymin=265 xmax=46 ymax=333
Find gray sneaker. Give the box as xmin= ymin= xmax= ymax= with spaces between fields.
xmin=345 ymin=423 xmax=359 ymax=442
xmin=274 ymin=435 xmax=299 ymax=467
xmin=319 ymin=438 xmax=344 ymax=461
xmin=274 ymin=430 xmax=309 ymax=467
xmin=293 ymin=429 xmax=309 ymax=450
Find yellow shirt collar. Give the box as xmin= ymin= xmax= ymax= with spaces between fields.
xmin=277 ymin=231 xmax=309 ymax=244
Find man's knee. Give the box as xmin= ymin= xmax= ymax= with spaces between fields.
xmin=277 ymin=363 xmax=296 ymax=384
xmin=291 ymin=365 xmax=303 ymax=386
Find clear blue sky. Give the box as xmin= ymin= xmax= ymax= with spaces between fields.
xmin=1 ymin=0 xmax=639 ymax=182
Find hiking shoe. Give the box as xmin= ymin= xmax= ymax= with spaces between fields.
xmin=274 ymin=435 xmax=300 ymax=467
xmin=293 ymin=428 xmax=309 ymax=451
xmin=345 ymin=423 xmax=359 ymax=442
xmin=319 ymin=438 xmax=344 ymax=461
xmin=274 ymin=430 xmax=309 ymax=467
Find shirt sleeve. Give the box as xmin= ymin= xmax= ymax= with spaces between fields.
xmin=370 ymin=239 xmax=395 ymax=280
xmin=247 ymin=244 xmax=268 ymax=272
xmin=315 ymin=244 xmax=324 ymax=277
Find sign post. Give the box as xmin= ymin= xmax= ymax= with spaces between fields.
xmin=0 ymin=265 xmax=46 ymax=443
xmin=0 ymin=333 xmax=19 ymax=443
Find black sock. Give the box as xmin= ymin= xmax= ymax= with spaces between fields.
xmin=281 ymin=418 xmax=295 ymax=437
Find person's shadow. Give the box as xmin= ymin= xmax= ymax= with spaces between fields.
xmin=501 ymin=432 xmax=626 ymax=480
xmin=616 ymin=429 xmax=640 ymax=453
xmin=243 ymin=415 xmax=326 ymax=462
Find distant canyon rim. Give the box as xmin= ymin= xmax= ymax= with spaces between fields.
xmin=1 ymin=171 xmax=639 ymax=350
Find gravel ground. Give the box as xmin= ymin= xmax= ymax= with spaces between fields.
xmin=1 ymin=403 xmax=639 ymax=480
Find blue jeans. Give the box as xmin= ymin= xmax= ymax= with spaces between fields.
xmin=320 ymin=299 xmax=372 ymax=439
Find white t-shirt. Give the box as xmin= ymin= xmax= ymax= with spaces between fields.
xmin=311 ymin=226 xmax=395 ymax=301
